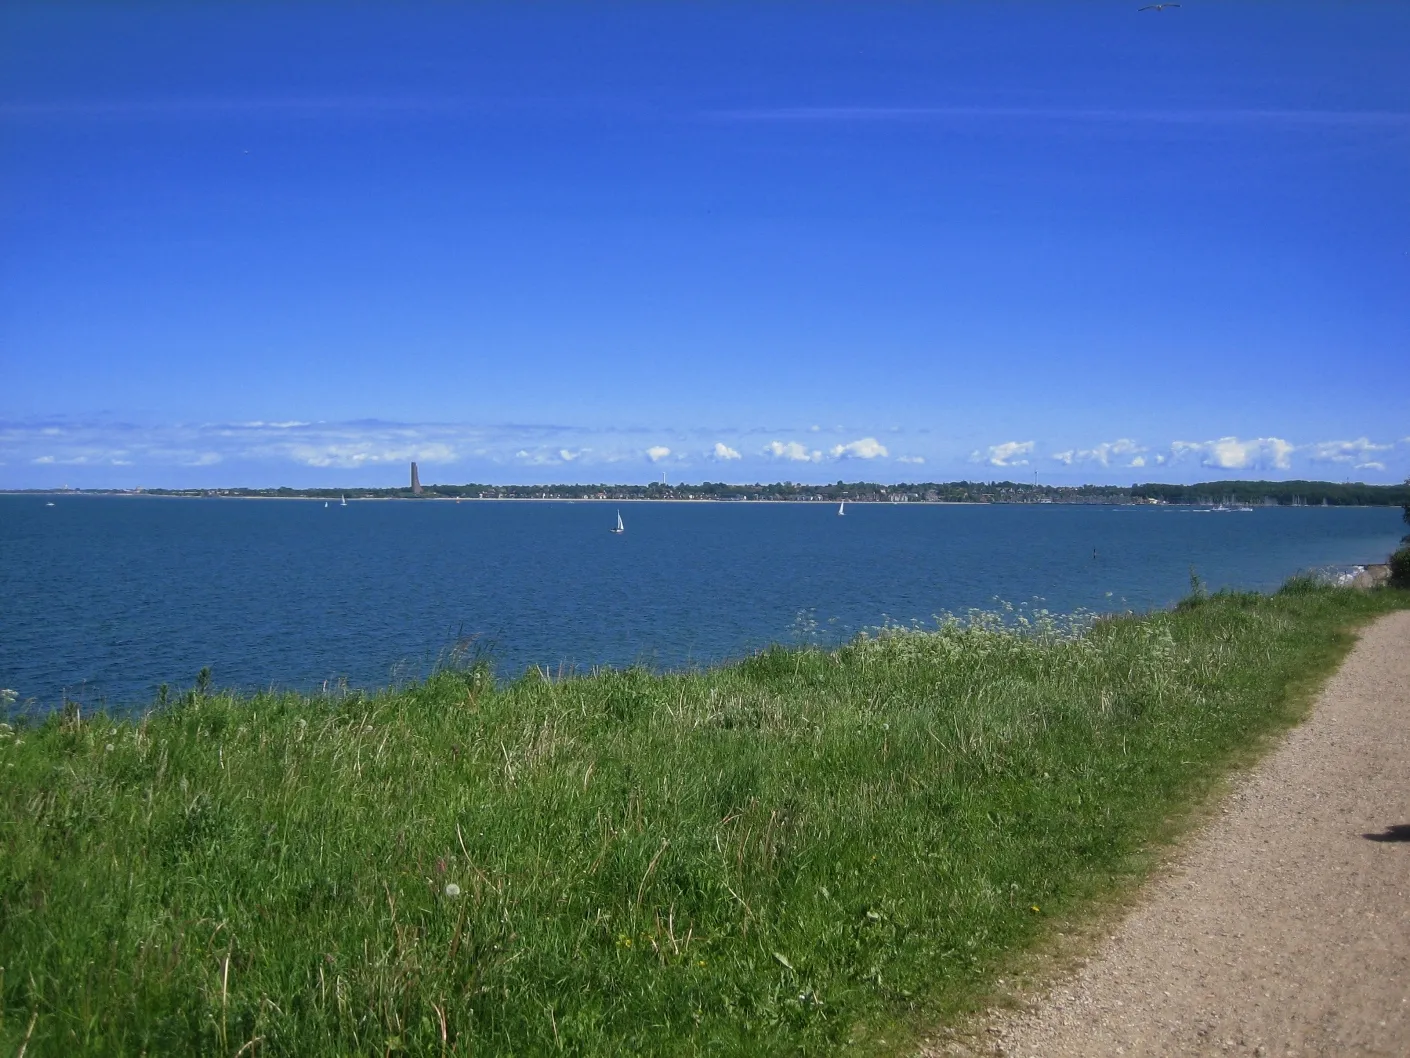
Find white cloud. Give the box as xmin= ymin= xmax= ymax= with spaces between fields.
xmin=286 ymin=440 xmax=459 ymax=469
xmin=829 ymin=437 xmax=888 ymax=460
xmin=764 ymin=436 xmax=889 ymax=462
xmin=976 ymin=441 xmax=1035 ymax=467
xmin=645 ymin=446 xmax=671 ymax=463
xmin=1051 ymin=438 xmax=1147 ymax=468
xmin=29 ymin=450 xmax=131 ymax=466
xmin=712 ymin=442 xmax=742 ymax=461
xmin=897 ymin=455 xmax=925 ymax=465
xmin=767 ymin=440 xmax=822 ymax=463
xmin=514 ymin=447 xmax=583 ymax=466
xmin=3 ymin=417 xmax=624 ymax=479
xmin=1171 ymin=436 xmax=1294 ymax=470
xmin=1303 ymin=438 xmax=1392 ymax=464
xmin=1356 ymin=461 xmax=1387 ymax=471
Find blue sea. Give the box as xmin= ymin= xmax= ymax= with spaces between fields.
xmin=1 ymin=495 xmax=1402 ymax=711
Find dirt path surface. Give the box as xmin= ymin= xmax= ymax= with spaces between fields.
xmin=922 ymin=610 xmax=1410 ymax=1058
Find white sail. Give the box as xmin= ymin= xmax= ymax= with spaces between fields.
xmin=341 ymin=494 xmax=347 ymax=506
xmin=611 ymin=510 xmax=625 ymax=533
xmin=838 ymin=500 xmax=845 ymax=516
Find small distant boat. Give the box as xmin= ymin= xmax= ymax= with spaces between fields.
xmin=340 ymin=494 xmax=347 ymax=507
xmin=324 ymin=501 xmax=329 ymax=508
xmin=837 ymin=500 xmax=846 ymax=516
xmin=609 ymin=510 xmax=625 ymax=534
xmin=45 ymin=501 xmax=55 ymax=507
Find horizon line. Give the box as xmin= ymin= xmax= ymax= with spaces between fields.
xmin=4 ymin=477 xmax=1404 ymax=494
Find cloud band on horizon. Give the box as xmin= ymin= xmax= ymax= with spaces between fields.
xmin=2 ymin=419 xmax=1406 ymax=486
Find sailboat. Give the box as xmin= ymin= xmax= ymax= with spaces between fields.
xmin=609 ymin=510 xmax=625 ymax=534
xmin=837 ymin=500 xmax=846 ymax=516
xmin=340 ymin=494 xmax=347 ymax=507
xmin=324 ymin=501 xmax=329 ymax=508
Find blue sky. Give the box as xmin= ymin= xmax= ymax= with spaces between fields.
xmin=2 ymin=2 xmax=1407 ymax=488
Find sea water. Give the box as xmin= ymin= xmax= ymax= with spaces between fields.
xmin=1 ymin=495 xmax=1402 ymax=710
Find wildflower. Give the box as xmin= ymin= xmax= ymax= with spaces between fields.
xmin=444 ymin=883 xmax=461 ymax=898
xmin=105 ymin=743 xmax=115 ymax=752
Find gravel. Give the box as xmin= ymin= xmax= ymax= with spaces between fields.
xmin=920 ymin=610 xmax=1410 ymax=1058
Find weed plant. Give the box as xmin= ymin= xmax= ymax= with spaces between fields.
xmin=1 ymin=584 xmax=1405 ymax=1056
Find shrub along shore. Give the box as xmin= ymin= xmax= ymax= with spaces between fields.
xmin=2 ymin=583 xmax=1406 ymax=1057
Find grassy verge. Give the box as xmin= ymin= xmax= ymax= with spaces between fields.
xmin=2 ymin=584 xmax=1405 ymax=1057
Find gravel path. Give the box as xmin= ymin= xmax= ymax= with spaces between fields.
xmin=922 ymin=609 xmax=1410 ymax=1058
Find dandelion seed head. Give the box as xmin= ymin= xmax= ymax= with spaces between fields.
xmin=443 ymin=882 xmax=461 ymax=898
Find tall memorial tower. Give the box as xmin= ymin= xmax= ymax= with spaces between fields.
xmin=411 ymin=462 xmax=422 ymax=495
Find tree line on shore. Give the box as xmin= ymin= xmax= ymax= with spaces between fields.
xmin=24 ymin=478 xmax=1410 ymax=506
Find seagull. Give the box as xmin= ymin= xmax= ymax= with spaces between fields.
xmin=1139 ymin=3 xmax=1180 ymax=9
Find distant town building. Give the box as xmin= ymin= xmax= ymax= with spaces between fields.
xmin=411 ymin=462 xmax=422 ymax=495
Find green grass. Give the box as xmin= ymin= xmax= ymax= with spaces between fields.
xmin=2 ymin=584 xmax=1405 ymax=1057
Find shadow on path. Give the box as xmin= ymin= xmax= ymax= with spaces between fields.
xmin=1362 ymin=824 xmax=1410 ymax=843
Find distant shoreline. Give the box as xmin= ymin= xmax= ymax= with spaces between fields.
xmin=4 ymin=492 xmax=1000 ymax=505
xmin=4 ymin=477 xmax=1407 ymax=508
xmin=2 ymin=491 xmax=1403 ymax=509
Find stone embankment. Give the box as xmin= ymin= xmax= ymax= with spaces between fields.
xmin=1350 ymin=564 xmax=1391 ymax=589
